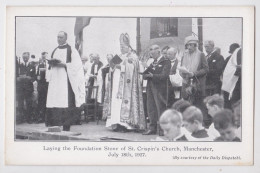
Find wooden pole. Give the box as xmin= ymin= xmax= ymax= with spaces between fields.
xmin=197 ymin=18 xmax=203 ymax=52
xmin=136 ymin=18 xmax=141 ymax=56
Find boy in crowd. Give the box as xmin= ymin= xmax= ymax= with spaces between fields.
xmin=213 ymin=109 xmax=241 ymax=142
xmin=204 ymin=94 xmax=224 ymax=139
xmin=171 ymin=99 xmax=191 ymax=113
xmin=159 ymin=109 xmax=188 ymax=141
xmin=182 ymin=106 xmax=209 ymax=139
xmin=232 ymin=100 xmax=241 ymax=139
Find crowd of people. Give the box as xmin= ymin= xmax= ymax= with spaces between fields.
xmin=16 ymin=31 xmax=242 ymax=142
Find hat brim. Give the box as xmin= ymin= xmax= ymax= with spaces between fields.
xmin=186 ymin=40 xmax=198 ymax=45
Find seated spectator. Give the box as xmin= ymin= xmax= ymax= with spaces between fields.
xmin=159 ymin=109 xmax=188 ymax=141
xmin=213 ymin=109 xmax=241 ymax=142
xmin=204 ymin=94 xmax=224 ymax=140
xmin=182 ymin=106 xmax=210 ymax=139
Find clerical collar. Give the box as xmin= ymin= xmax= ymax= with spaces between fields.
xmin=58 ymin=43 xmax=68 ymax=49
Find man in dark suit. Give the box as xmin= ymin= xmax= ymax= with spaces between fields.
xmin=17 ymin=52 xmax=36 ymax=123
xmin=36 ymin=52 xmax=48 ymax=123
xmin=204 ymin=40 xmax=225 ymax=96
xmin=87 ymin=53 xmax=103 ymax=100
xmin=166 ymin=47 xmax=182 ymax=108
xmin=142 ymin=45 xmax=171 ymax=135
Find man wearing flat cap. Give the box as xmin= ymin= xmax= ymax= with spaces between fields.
xmin=103 ymin=33 xmax=145 ymax=132
xmin=179 ymin=35 xmax=209 ymax=127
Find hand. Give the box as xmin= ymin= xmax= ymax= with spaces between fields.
xmin=55 ymin=62 xmax=66 ymax=68
xmin=37 ymin=76 xmax=41 ymax=80
xmin=144 ymin=72 xmax=153 ymax=78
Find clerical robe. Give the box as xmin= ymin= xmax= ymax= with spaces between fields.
xmin=103 ymin=52 xmax=145 ymax=130
xmin=46 ymin=44 xmax=85 ymax=126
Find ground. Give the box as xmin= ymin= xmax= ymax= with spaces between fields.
xmin=16 ymin=120 xmax=159 ymax=141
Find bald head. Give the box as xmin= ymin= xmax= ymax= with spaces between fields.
xmin=204 ymin=40 xmax=215 ymax=54
xmin=167 ymin=47 xmax=178 ymax=60
xmin=150 ymin=44 xmax=160 ymax=51
xmin=57 ymin=31 xmax=67 ymax=45
xmin=92 ymin=53 xmax=100 ymax=63
xmin=149 ymin=44 xmax=161 ymax=60
xmin=81 ymin=55 xmax=88 ymax=63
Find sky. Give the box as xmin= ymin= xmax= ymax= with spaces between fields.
xmin=16 ymin=17 xmax=242 ymax=62
xmin=16 ymin=17 xmax=76 ymax=61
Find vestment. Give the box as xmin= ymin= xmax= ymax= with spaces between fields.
xmin=46 ymin=43 xmax=85 ymax=129
xmin=167 ymin=59 xmax=182 ymax=107
xmin=103 ymin=52 xmax=145 ymax=130
xmin=222 ymin=48 xmax=241 ymax=106
xmin=207 ymin=123 xmax=221 ymax=140
xmin=87 ymin=60 xmax=103 ymax=100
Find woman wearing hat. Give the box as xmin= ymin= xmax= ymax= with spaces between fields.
xmin=179 ymin=35 xmax=209 ymax=126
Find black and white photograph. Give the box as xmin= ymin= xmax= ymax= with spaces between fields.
xmin=4 ymin=6 xmax=254 ymax=166
xmin=15 ymin=16 xmax=243 ymax=142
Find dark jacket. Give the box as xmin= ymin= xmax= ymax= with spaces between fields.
xmin=144 ymin=56 xmax=171 ymax=98
xmin=37 ymin=61 xmax=48 ymax=91
xmin=206 ymin=50 xmax=225 ymax=85
xmin=89 ymin=60 xmax=103 ymax=86
xmin=91 ymin=61 xmax=103 ymax=75
xmin=17 ymin=61 xmax=36 ymax=94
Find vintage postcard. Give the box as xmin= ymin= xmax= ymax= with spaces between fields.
xmin=5 ymin=6 xmax=254 ymax=165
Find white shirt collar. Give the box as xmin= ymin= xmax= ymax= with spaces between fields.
xmin=156 ymin=55 xmax=163 ymax=62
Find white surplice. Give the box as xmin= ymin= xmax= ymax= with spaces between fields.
xmin=46 ymin=44 xmax=85 ymax=108
xmin=222 ymin=48 xmax=240 ymax=99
